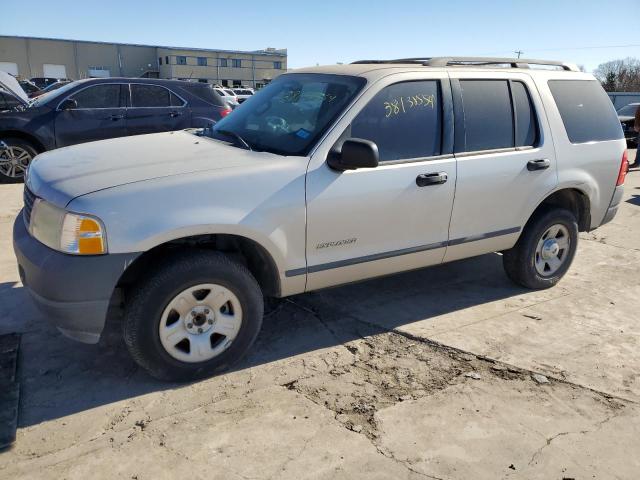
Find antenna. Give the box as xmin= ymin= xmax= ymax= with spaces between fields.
xmin=514 ymin=50 xmax=523 ymax=59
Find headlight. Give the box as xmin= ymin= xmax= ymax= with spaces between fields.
xmin=29 ymin=199 xmax=107 ymax=255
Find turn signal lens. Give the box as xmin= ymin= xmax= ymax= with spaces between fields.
xmin=61 ymin=214 xmax=107 ymax=255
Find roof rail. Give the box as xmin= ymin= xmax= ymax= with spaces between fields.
xmin=351 ymin=57 xmax=580 ymax=72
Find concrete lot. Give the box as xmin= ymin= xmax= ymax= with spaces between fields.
xmin=0 ymin=151 xmax=639 ymax=479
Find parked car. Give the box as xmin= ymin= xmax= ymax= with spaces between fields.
xmin=0 ymin=77 xmax=231 ymax=182
xmin=232 ymin=87 xmax=254 ymax=103
xmin=14 ymin=57 xmax=627 ymax=381
xmin=617 ymin=103 xmax=639 ymax=146
xmin=213 ymin=87 xmax=239 ymax=108
xmin=29 ymin=80 xmax=72 ymax=98
xmin=30 ymin=77 xmax=71 ymax=90
xmin=18 ymin=79 xmax=40 ymax=97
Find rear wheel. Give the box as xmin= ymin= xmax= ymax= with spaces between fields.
xmin=503 ymin=208 xmax=578 ymax=289
xmin=0 ymin=138 xmax=38 ymax=183
xmin=123 ymin=251 xmax=264 ymax=381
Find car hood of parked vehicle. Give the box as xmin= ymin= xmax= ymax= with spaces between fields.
xmin=0 ymin=71 xmax=29 ymax=105
xmin=27 ymin=130 xmax=274 ymax=207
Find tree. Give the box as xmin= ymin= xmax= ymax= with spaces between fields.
xmin=593 ymin=58 xmax=640 ymax=92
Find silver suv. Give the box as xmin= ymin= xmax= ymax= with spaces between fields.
xmin=13 ymin=57 xmax=628 ymax=381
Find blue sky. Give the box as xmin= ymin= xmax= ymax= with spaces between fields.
xmin=1 ymin=0 xmax=639 ymax=72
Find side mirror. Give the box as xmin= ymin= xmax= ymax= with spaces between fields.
xmin=327 ymin=138 xmax=379 ymax=171
xmin=59 ymin=98 xmax=78 ymax=111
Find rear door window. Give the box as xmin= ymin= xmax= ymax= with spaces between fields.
xmin=131 ymin=84 xmax=172 ymax=107
xmin=512 ymin=81 xmax=538 ymax=147
xmin=548 ymin=80 xmax=623 ymax=143
xmin=69 ymin=84 xmax=121 ymax=108
xmin=350 ymin=80 xmax=442 ymax=162
xmin=459 ymin=80 xmax=513 ymax=151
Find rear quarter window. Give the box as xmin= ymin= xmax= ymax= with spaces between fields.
xmin=183 ymin=84 xmax=225 ymax=106
xmin=548 ymin=80 xmax=623 ymax=144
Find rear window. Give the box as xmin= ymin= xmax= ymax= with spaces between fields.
xmin=548 ymin=80 xmax=623 ymax=144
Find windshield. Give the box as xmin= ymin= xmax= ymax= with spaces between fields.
xmin=210 ymin=73 xmax=365 ymax=156
xmin=29 ymin=81 xmax=78 ymax=107
xmin=617 ymin=104 xmax=640 ymax=116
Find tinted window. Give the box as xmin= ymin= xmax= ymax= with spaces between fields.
xmin=351 ymin=81 xmax=442 ymax=161
xmin=70 ymin=84 xmax=121 ymax=108
xmin=184 ymin=84 xmax=224 ymax=106
xmin=549 ymin=80 xmax=624 ymax=143
xmin=512 ymin=81 xmax=538 ymax=147
xmin=617 ymin=104 xmax=640 ymax=116
xmin=460 ymin=80 xmax=513 ymax=151
xmin=131 ymin=85 xmax=172 ymax=107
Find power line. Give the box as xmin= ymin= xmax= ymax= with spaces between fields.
xmin=480 ymin=43 xmax=640 ymax=56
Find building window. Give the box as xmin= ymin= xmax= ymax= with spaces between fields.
xmin=220 ymin=58 xmax=228 ymax=67
xmin=221 ymin=79 xmax=229 ymax=86
xmin=165 ymin=56 xmax=169 ymax=65
xmin=198 ymin=78 xmax=208 ymax=83
xmin=232 ymin=59 xmax=242 ymax=68
xmin=158 ymin=57 xmax=163 ymax=66
xmin=233 ymin=80 xmax=242 ymax=87
xmin=177 ymin=56 xmax=187 ymax=65
xmin=197 ymin=57 xmax=207 ymax=66
xmin=274 ymin=61 xmax=282 ymax=69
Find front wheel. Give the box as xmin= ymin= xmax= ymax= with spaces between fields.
xmin=123 ymin=251 xmax=264 ymax=381
xmin=0 ymin=138 xmax=38 ymax=183
xmin=503 ymin=208 xmax=578 ymax=289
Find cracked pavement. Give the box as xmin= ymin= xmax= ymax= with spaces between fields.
xmin=1 ymin=151 xmax=639 ymax=479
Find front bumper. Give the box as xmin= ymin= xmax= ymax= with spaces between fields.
xmin=13 ymin=212 xmax=140 ymax=343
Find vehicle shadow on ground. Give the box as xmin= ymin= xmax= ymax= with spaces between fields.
xmin=626 ymin=194 xmax=640 ymax=207
xmin=6 ymin=252 xmax=527 ymax=427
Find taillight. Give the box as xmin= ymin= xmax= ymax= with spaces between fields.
xmin=616 ymin=150 xmax=629 ymax=186
xmin=220 ymin=107 xmax=232 ymax=118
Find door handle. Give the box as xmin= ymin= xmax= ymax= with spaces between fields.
xmin=169 ymin=111 xmax=183 ymax=118
xmin=527 ymin=159 xmax=550 ymax=171
xmin=416 ymin=172 xmax=448 ymax=187
xmin=110 ymin=114 xmax=124 ymax=121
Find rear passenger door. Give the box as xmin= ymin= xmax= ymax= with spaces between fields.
xmin=54 ymin=83 xmax=127 ymax=147
xmin=444 ymin=72 xmax=558 ymax=262
xmin=126 ymin=84 xmax=190 ymax=136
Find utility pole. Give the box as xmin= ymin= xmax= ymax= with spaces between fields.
xmin=515 ymin=50 xmax=523 ymax=58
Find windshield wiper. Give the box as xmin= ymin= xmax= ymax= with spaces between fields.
xmin=215 ymin=129 xmax=253 ymax=151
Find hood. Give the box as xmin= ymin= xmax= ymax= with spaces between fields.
xmin=0 ymin=71 xmax=29 ymax=105
xmin=27 ymin=130 xmax=272 ymax=206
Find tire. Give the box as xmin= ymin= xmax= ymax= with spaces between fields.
xmin=503 ymin=208 xmax=578 ymax=290
xmin=123 ymin=250 xmax=264 ymax=381
xmin=0 ymin=137 xmax=38 ymax=183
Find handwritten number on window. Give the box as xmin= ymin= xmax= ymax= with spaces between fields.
xmin=384 ymin=94 xmax=435 ymax=118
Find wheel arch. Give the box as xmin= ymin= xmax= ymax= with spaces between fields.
xmin=0 ymin=130 xmax=47 ymax=153
xmin=115 ymin=233 xmax=282 ymax=300
xmin=524 ymin=187 xmax=591 ymax=233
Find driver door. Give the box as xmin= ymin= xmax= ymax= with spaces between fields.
xmin=303 ymin=75 xmax=456 ymax=291
xmin=54 ymin=83 xmax=127 ymax=147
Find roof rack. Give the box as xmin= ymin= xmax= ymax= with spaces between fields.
xmin=351 ymin=56 xmax=580 ymax=72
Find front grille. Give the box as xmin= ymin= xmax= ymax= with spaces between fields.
xmin=23 ymin=186 xmax=36 ymax=226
